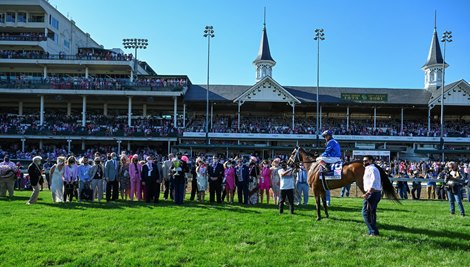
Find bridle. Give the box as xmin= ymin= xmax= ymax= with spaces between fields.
xmin=289 ymin=147 xmax=316 ymax=166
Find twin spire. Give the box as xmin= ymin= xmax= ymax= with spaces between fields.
xmin=253 ymin=7 xmax=276 ymax=81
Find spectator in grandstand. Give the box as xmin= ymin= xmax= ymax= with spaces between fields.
xmin=224 ymin=160 xmax=236 ymax=204
xmin=270 ymin=158 xmax=281 ymax=205
xmin=129 ymin=154 xmax=142 ymax=201
xmin=362 ymin=155 xmax=382 ymax=236
xmin=278 ymin=161 xmax=295 ymax=214
xmin=444 ymin=162 xmax=465 ymax=216
xmin=118 ymin=155 xmax=130 ymax=200
xmin=50 ymin=157 xmax=65 ymax=203
xmin=104 ymin=152 xmax=119 ymax=202
xmin=258 ymin=160 xmax=271 ymax=204
xmin=208 ymin=155 xmax=224 ymax=203
xmin=315 ymin=130 xmax=342 ymax=173
xmin=78 ymin=156 xmax=92 ymax=202
xmin=235 ymin=157 xmax=249 ymax=205
xmin=26 ymin=156 xmax=43 ymax=205
xmin=90 ymin=157 xmax=104 ymax=202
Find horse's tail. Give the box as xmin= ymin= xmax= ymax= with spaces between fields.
xmin=374 ymin=164 xmax=401 ymax=203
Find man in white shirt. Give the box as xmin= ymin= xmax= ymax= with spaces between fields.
xmin=362 ymin=155 xmax=382 ymax=236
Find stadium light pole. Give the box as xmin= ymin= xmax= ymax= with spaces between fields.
xmin=440 ymin=30 xmax=452 ymax=162
xmin=122 ymin=38 xmax=148 ymax=80
xmin=314 ymin=28 xmax=325 ymax=148
xmin=203 ymin=26 xmax=215 ymax=144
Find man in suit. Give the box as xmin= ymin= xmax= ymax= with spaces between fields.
xmin=26 ymin=156 xmax=43 ymax=205
xmin=208 ymin=155 xmax=224 ymax=203
xmin=235 ymin=157 xmax=249 ymax=204
xmin=162 ymin=153 xmax=174 ymax=200
xmin=141 ymin=155 xmax=163 ymax=203
xmin=171 ymin=152 xmax=189 ymax=205
xmin=104 ymin=152 xmax=119 ymax=201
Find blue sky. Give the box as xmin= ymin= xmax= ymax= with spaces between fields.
xmin=49 ymin=0 xmax=469 ymax=88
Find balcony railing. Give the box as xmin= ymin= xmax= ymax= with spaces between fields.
xmin=0 ymin=35 xmax=47 ymax=42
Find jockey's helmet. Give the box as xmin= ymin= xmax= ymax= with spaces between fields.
xmin=321 ymin=130 xmax=333 ymax=137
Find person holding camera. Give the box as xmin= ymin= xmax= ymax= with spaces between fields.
xmin=445 ymin=162 xmax=465 ymax=216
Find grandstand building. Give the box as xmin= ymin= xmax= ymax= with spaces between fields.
xmin=1 ymin=0 xmax=469 ymax=160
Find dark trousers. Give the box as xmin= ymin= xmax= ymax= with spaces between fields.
xmin=362 ymin=191 xmax=382 ymax=235
xmin=146 ymin=182 xmax=160 ymax=203
xmin=236 ymin=180 xmax=249 ymax=204
xmin=209 ymin=178 xmax=222 ymax=203
xmin=106 ymin=180 xmax=119 ymax=201
xmin=163 ymin=180 xmax=170 ymax=200
xmin=340 ymin=184 xmax=351 ymax=197
xmin=64 ymin=182 xmax=77 ymax=202
xmin=190 ymin=178 xmax=198 ymax=201
xmin=412 ymin=185 xmax=421 ymax=200
xmin=174 ymin=181 xmax=185 ymax=205
xmin=279 ymin=189 xmax=294 ymax=214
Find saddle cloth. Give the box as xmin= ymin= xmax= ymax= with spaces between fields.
xmin=323 ymin=161 xmax=342 ymax=180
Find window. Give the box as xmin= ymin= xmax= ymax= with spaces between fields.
xmin=64 ymin=39 xmax=70 ymax=48
xmin=17 ymin=12 xmax=26 ymax=23
xmin=49 ymin=15 xmax=59 ymax=29
xmin=29 ymin=13 xmax=45 ymax=23
xmin=0 ymin=14 xmax=4 ymax=23
xmin=6 ymin=12 xmax=16 ymax=23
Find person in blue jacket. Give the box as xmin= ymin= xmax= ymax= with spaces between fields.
xmin=316 ymin=130 xmax=342 ymax=172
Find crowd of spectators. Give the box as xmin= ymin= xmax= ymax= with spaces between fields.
xmin=186 ymin=115 xmax=470 ymax=137
xmin=0 ymin=114 xmax=180 ymax=137
xmin=0 ymin=32 xmax=47 ymax=42
xmin=0 ymin=74 xmax=189 ymax=91
xmin=0 ymin=49 xmax=130 ymax=61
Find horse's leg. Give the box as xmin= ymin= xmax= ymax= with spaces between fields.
xmin=321 ymin=192 xmax=329 ymax=218
xmin=315 ymin=192 xmax=322 ymax=221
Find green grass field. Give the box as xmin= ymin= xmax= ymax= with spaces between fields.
xmin=0 ymin=191 xmax=469 ymax=267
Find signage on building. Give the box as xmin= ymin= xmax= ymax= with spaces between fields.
xmin=341 ymin=93 xmax=388 ymax=102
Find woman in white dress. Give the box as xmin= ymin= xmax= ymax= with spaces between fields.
xmin=195 ymin=157 xmax=208 ymax=202
xmin=50 ymin=157 xmax=65 ymax=203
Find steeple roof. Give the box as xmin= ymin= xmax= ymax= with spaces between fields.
xmin=254 ymin=25 xmax=275 ymax=63
xmin=423 ymin=28 xmax=445 ymax=68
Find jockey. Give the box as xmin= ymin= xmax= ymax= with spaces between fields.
xmin=316 ymin=130 xmax=342 ymax=172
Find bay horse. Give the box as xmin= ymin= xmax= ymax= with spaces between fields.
xmin=287 ymin=146 xmax=399 ymax=221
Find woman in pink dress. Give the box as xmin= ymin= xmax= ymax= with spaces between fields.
xmin=259 ymin=160 xmax=271 ymax=204
xmin=129 ymin=154 xmax=142 ymax=201
xmin=223 ymin=160 xmax=236 ymax=203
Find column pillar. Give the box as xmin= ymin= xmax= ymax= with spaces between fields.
xmin=18 ymin=101 xmax=23 ymax=115
xmin=373 ymin=106 xmax=377 ymax=131
xmin=128 ymin=96 xmax=132 ymax=127
xmin=237 ymin=101 xmax=241 ymax=130
xmin=427 ymin=106 xmax=431 ymax=134
xmin=210 ymin=102 xmax=214 ymax=130
xmin=183 ymin=104 xmax=186 ymax=128
xmin=173 ymin=96 xmax=177 ymax=127
xmin=39 ymin=140 xmax=43 ymax=150
xmin=82 ymin=96 xmax=87 ymax=127
xmin=130 ymin=70 xmax=134 ymax=82
xmin=21 ymin=138 xmax=26 ymax=153
xmin=103 ymin=103 xmax=108 ymax=116
xmin=85 ymin=66 xmax=89 ymax=78
xmin=142 ymin=103 xmax=147 ymax=117
xmin=81 ymin=140 xmax=85 ymax=151
xmin=346 ymin=106 xmax=350 ymax=130
xmin=292 ymin=104 xmax=295 ymax=129
xmin=67 ymin=139 xmax=72 ymax=153
xmin=319 ymin=105 xmax=323 ymax=131
xmin=400 ymin=107 xmax=404 ymax=134
xmin=43 ymin=66 xmax=47 ymax=79
xmin=127 ymin=141 xmax=131 ymax=151
xmin=40 ymin=95 xmax=44 ymax=126
xmin=67 ymin=102 xmax=72 ymax=116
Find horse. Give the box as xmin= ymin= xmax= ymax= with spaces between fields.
xmin=287 ymin=146 xmax=400 ymax=221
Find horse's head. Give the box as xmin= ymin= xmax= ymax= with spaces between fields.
xmin=287 ymin=146 xmax=301 ymax=166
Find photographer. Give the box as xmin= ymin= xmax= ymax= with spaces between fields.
xmin=444 ymin=162 xmax=465 ymax=216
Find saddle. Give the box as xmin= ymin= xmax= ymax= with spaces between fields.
xmin=321 ymin=161 xmax=343 ymax=180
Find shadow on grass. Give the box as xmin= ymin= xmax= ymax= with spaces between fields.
xmin=0 ymin=196 xmax=30 ymax=201
xmin=329 ymin=205 xmax=410 ymax=213
xmin=330 ymin=217 xmax=470 ymax=251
